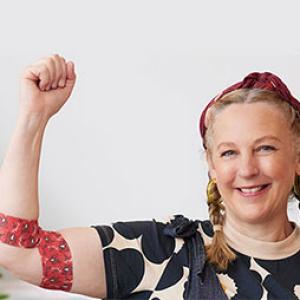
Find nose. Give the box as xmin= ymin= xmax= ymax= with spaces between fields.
xmin=238 ymin=153 xmax=259 ymax=178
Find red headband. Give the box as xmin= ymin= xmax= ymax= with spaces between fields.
xmin=199 ymin=72 xmax=300 ymax=142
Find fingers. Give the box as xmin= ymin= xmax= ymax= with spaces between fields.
xmin=58 ymin=57 xmax=67 ymax=88
xmin=24 ymin=54 xmax=75 ymax=92
xmin=66 ymin=61 xmax=76 ymax=83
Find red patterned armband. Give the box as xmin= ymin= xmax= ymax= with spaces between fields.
xmin=0 ymin=212 xmax=39 ymax=247
xmin=38 ymin=230 xmax=73 ymax=291
xmin=0 ymin=212 xmax=73 ymax=291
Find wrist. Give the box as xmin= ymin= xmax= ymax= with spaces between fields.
xmin=16 ymin=111 xmax=49 ymax=134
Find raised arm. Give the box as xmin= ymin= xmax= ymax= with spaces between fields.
xmin=0 ymin=55 xmax=106 ymax=299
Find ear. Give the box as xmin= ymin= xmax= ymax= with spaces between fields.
xmin=206 ymin=151 xmax=217 ymax=179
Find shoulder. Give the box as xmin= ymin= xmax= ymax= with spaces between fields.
xmin=91 ymin=215 xmax=216 ymax=260
xmin=91 ymin=215 xmax=196 ymax=298
xmin=92 ymin=215 xmax=176 ymax=247
xmin=91 ymin=214 xmax=213 ymax=255
xmin=92 ymin=215 xmax=193 ymax=249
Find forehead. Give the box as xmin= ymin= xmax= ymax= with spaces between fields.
xmin=211 ymin=102 xmax=291 ymax=147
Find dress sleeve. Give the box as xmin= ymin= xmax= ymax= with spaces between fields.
xmin=91 ymin=217 xmax=189 ymax=299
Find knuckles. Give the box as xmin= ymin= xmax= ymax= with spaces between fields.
xmin=23 ymin=54 xmax=71 ymax=91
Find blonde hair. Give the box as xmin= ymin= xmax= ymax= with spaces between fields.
xmin=203 ymin=88 xmax=300 ymax=271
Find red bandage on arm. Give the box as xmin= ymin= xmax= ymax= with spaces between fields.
xmin=0 ymin=212 xmax=73 ymax=291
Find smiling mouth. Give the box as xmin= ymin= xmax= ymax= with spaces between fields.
xmin=236 ymin=184 xmax=271 ymax=196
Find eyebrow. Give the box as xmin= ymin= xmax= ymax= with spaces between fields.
xmin=216 ymin=135 xmax=283 ymax=151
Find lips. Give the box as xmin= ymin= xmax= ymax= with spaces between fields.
xmin=236 ymin=184 xmax=271 ymax=196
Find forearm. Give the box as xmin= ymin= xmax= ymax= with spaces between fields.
xmin=0 ymin=55 xmax=80 ymax=293
xmin=0 ymin=112 xmax=48 ymax=219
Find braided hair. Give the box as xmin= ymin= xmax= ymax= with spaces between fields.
xmin=206 ymin=178 xmax=236 ymax=270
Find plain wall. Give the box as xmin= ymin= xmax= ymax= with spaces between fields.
xmin=0 ymin=0 xmax=300 ymax=232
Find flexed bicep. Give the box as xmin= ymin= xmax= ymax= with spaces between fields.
xmin=0 ymin=216 xmax=106 ymax=299
xmin=59 ymin=227 xmax=107 ymax=299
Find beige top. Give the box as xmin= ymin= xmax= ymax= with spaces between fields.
xmin=223 ymin=221 xmax=300 ymax=260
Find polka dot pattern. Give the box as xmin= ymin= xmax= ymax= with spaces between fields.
xmin=93 ymin=216 xmax=300 ymax=299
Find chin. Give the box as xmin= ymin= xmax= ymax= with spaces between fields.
xmin=238 ymin=213 xmax=269 ymax=224
xmin=228 ymin=205 xmax=270 ymax=224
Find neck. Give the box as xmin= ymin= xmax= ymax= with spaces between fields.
xmin=223 ymin=213 xmax=294 ymax=242
xmin=221 ymin=213 xmax=300 ymax=260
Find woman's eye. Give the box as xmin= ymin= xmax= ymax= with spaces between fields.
xmin=256 ymin=145 xmax=277 ymax=152
xmin=220 ymin=150 xmax=236 ymax=157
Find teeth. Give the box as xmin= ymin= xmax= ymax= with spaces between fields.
xmin=240 ymin=185 xmax=265 ymax=194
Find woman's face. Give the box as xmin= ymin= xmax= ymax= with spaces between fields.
xmin=207 ymin=102 xmax=300 ymax=224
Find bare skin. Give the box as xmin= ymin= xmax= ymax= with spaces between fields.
xmin=0 ymin=55 xmax=106 ymax=299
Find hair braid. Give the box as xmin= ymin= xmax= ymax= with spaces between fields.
xmin=205 ymin=179 xmax=236 ymax=271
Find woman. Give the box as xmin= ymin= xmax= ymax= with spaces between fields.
xmin=0 ymin=55 xmax=299 ymax=299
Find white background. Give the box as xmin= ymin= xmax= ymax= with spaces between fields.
xmin=1 ymin=0 xmax=300 ymax=228
xmin=0 ymin=1 xmax=300 ymax=296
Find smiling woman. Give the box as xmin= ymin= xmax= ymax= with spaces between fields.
xmin=207 ymin=93 xmax=300 ymax=227
xmin=0 ymin=57 xmax=300 ymax=300
xmin=200 ymin=76 xmax=300 ymax=298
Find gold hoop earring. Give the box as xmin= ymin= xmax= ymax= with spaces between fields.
xmin=206 ymin=179 xmax=224 ymax=229
xmin=207 ymin=178 xmax=220 ymax=204
xmin=207 ymin=178 xmax=216 ymax=195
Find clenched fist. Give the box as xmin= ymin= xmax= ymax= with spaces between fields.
xmin=19 ymin=54 xmax=76 ymax=120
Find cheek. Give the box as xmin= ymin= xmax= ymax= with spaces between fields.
xmin=260 ymin=156 xmax=293 ymax=181
xmin=214 ymin=163 xmax=236 ymax=185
